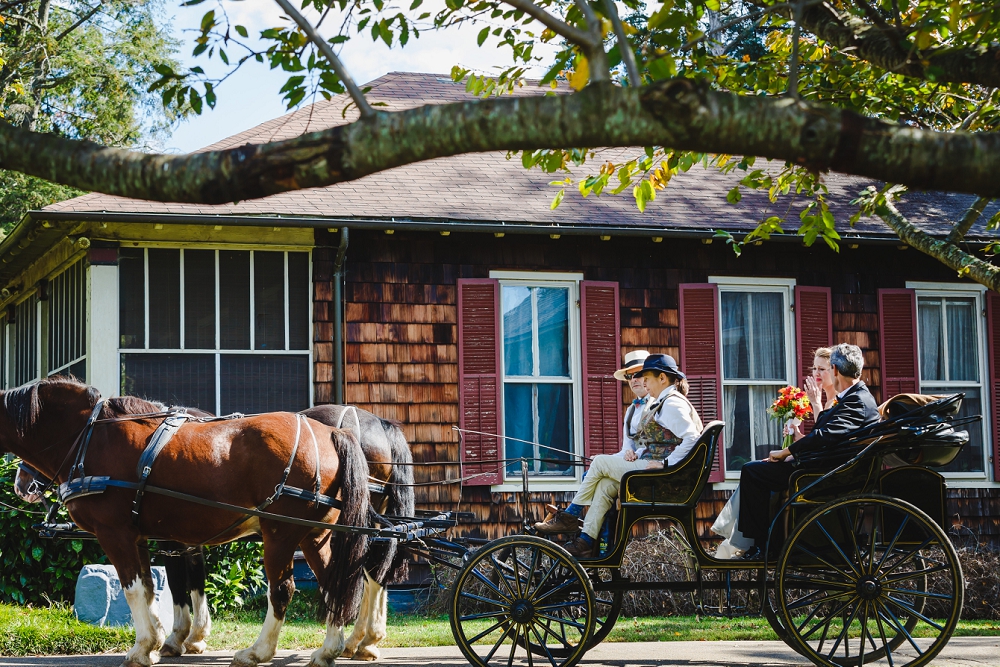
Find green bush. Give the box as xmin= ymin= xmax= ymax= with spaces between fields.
xmin=0 ymin=457 xmax=106 ymax=605
xmin=200 ymin=539 xmax=265 ymax=615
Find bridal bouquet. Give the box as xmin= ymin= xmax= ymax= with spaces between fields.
xmin=768 ymin=386 xmax=813 ymax=448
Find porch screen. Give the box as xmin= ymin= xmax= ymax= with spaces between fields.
xmin=119 ymin=248 xmax=311 ymax=414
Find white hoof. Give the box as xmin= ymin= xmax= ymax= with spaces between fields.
xmin=184 ymin=639 xmax=208 ymax=654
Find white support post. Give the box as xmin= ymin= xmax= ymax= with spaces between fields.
xmin=87 ymin=263 xmax=120 ymax=397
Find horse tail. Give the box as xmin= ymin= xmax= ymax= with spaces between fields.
xmin=383 ymin=419 xmax=414 ymax=583
xmin=321 ymin=428 xmax=371 ymax=627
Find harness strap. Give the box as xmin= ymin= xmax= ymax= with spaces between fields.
xmin=68 ymin=399 xmax=108 ymax=481
xmin=334 ymin=405 xmax=361 ymax=443
xmin=131 ymin=412 xmax=190 ymax=526
xmin=305 ymin=417 xmax=322 ymax=501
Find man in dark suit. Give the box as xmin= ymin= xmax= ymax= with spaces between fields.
xmin=737 ymin=343 xmax=880 ymax=559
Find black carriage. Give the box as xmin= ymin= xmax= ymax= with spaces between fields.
xmin=438 ymin=393 xmax=976 ymax=667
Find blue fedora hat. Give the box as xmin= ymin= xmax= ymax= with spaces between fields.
xmin=637 ymin=353 xmax=686 ymax=380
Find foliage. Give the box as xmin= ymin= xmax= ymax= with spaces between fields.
xmin=0 ymin=0 xmax=185 ymax=233
xmin=0 ymin=457 xmax=106 ymax=606
xmin=200 ymin=539 xmax=266 ymax=614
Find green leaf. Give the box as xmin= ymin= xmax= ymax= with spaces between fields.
xmin=235 ymin=24 xmax=249 ymax=38
xmin=550 ymin=188 xmax=565 ymax=210
xmin=189 ymin=88 xmax=203 ymax=114
xmin=410 ymin=0 xmax=423 ymax=8
xmin=32 ymin=546 xmax=44 ymax=561
xmin=200 ymin=10 xmax=216 ymax=33
xmin=726 ymin=186 xmax=742 ymax=204
xmin=477 ymin=27 xmax=489 ymax=46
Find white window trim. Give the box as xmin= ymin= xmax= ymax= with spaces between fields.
xmin=490 ymin=270 xmax=584 ymax=492
xmin=907 ymin=280 xmax=995 ymax=485
xmin=710 ymin=276 xmax=797 ymax=480
xmin=119 ymin=244 xmax=315 ymax=414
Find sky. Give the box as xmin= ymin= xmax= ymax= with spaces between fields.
xmin=163 ymin=0 xmax=560 ymax=153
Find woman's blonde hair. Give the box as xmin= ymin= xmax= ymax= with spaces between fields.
xmin=814 ymin=347 xmax=832 ymax=361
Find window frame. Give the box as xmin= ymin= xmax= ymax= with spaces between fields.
xmin=709 ymin=276 xmax=797 ymax=480
xmin=118 ymin=243 xmax=314 ymax=414
xmin=907 ymin=281 xmax=991 ymax=482
xmin=47 ymin=259 xmax=87 ymax=379
xmin=490 ymin=270 xmax=584 ymax=490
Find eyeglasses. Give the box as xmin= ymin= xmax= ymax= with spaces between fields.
xmin=625 ymin=372 xmax=645 ymax=380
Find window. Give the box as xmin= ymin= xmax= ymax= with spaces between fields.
xmin=713 ymin=279 xmax=795 ymax=474
xmin=13 ymin=295 xmax=38 ymax=386
xmin=118 ymin=247 xmax=311 ymax=414
xmin=48 ymin=260 xmax=87 ymax=380
xmin=498 ymin=275 xmax=580 ymax=479
xmin=914 ymin=288 xmax=988 ymax=475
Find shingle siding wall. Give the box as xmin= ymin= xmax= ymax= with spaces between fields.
xmin=313 ymin=229 xmax=1000 ymax=553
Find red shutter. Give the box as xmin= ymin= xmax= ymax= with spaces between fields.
xmin=795 ymin=286 xmax=832 ymax=433
xmin=986 ymin=292 xmax=1000 ymax=483
xmin=457 ymin=279 xmax=502 ymax=486
xmin=878 ymin=289 xmax=919 ymax=401
xmin=679 ymin=283 xmax=724 ymax=482
xmin=581 ymin=281 xmax=622 ymax=461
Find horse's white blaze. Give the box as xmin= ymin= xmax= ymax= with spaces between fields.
xmin=308 ymin=620 xmax=345 ymax=667
xmin=123 ymin=576 xmax=165 ymax=666
xmin=185 ymin=589 xmax=211 ymax=653
xmin=162 ymin=603 xmax=190 ymax=655
xmin=233 ymin=588 xmax=283 ymax=666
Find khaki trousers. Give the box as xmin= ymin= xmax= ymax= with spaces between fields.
xmin=574 ymin=454 xmax=652 ymax=539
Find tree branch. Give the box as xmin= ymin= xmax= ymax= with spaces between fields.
xmin=601 ymin=0 xmax=638 ymax=86
xmin=272 ymin=0 xmax=374 ymax=119
xmin=4 ymin=79 xmax=1000 ymax=204
xmin=572 ymin=0 xmax=609 ymax=83
xmin=55 ymin=2 xmax=102 ymax=42
xmin=945 ymin=196 xmax=991 ymax=245
xmin=499 ymin=0 xmax=596 ymax=48
xmin=747 ymin=0 xmax=1000 ymax=88
xmin=877 ymin=198 xmax=1000 ymax=292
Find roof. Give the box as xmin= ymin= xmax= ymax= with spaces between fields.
xmin=30 ymin=72 xmax=1000 ymax=239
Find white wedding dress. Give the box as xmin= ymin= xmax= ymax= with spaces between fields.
xmin=710 ymin=486 xmax=755 ymax=559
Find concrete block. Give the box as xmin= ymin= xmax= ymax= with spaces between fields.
xmin=74 ymin=564 xmax=174 ymax=628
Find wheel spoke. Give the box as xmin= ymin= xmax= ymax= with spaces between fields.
xmin=815 ymin=519 xmax=862 ymax=578
xmin=531 ymin=617 xmax=573 ymax=650
xmin=461 ymin=610 xmax=511 ymax=622
xmin=529 ymin=622 xmax=560 ymax=667
xmin=461 ymin=590 xmax=510 ymax=608
xmin=880 ymin=537 xmax=935 ymax=577
xmin=881 ymin=563 xmax=949 ymax=585
xmin=857 ymin=599 xmax=870 ymax=666
xmin=469 ymin=619 xmax=510 ymax=646
xmin=537 ymin=613 xmax=586 ymax=630
xmin=529 ymin=560 xmax=560 ymax=601
xmin=792 ymin=544 xmax=858 ymax=582
xmin=884 ymin=595 xmax=945 ymax=631
xmin=535 ymin=599 xmax=590 ymax=612
xmin=486 ymin=622 xmax=515 ymax=662
xmin=800 ymin=596 xmax=854 ymax=641
xmin=825 ymin=599 xmax=861 ymax=660
xmin=874 ymin=515 xmax=910 ymax=573
xmin=471 ymin=567 xmax=512 ymax=603
xmin=874 ymin=606 xmax=896 ymax=667
xmin=490 ymin=553 xmax=518 ymax=599
xmin=787 ymin=589 xmax=855 ymax=612
xmin=876 ymin=601 xmax=924 ymax=656
xmin=883 ymin=587 xmax=953 ymax=601
xmin=839 ymin=506 xmax=866 ymax=574
xmin=533 ymin=577 xmax=581 ymax=605
xmin=783 ymin=574 xmax=855 ymax=590
xmin=507 ymin=623 xmax=519 ymax=667
xmin=511 ymin=548 xmax=523 ymax=597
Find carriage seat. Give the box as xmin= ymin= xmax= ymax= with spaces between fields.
xmin=618 ymin=421 xmax=725 ymax=507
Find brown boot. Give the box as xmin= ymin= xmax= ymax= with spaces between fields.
xmin=533 ymin=510 xmax=582 ymax=534
xmin=563 ymin=536 xmax=598 ymax=558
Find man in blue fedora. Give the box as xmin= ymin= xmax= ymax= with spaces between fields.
xmin=535 ymin=354 xmax=703 ymax=557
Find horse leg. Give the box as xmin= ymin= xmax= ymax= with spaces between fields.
xmin=350 ymin=573 xmax=387 ymax=662
xmin=231 ymin=538 xmax=296 ymax=667
xmin=298 ymin=532 xmax=346 ymax=667
xmin=99 ymin=534 xmax=166 ymax=667
xmin=183 ymin=548 xmax=212 ymax=654
xmin=161 ymin=550 xmax=191 ymax=657
xmin=341 ymin=572 xmax=375 ymax=659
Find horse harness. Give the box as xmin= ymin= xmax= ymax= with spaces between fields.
xmin=56 ymin=407 xmax=344 ymax=529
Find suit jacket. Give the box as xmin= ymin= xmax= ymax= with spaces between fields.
xmin=788 ymin=381 xmax=879 ymax=457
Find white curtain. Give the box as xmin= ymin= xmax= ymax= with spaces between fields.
xmin=750 ymin=293 xmax=784 ymax=380
xmin=918 ymin=299 xmax=943 ymax=381
xmin=947 ymin=299 xmax=978 ymax=381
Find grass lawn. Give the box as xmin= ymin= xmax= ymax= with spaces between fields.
xmin=3 ymin=596 xmax=1000 ymax=656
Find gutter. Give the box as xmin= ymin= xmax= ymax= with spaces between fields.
xmin=332 ymin=228 xmax=348 ymax=405
xmin=26 ymin=209 xmax=934 ymax=246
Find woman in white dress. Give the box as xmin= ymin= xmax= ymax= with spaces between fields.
xmin=711 ymin=347 xmax=836 ymax=559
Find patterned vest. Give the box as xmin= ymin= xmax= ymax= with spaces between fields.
xmin=636 ymin=391 xmax=703 ymax=461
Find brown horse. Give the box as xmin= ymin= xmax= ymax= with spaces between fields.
xmin=1 ymin=377 xmax=371 ymax=667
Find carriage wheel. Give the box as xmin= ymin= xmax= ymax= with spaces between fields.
xmin=450 ymin=535 xmax=596 ymax=667
xmin=585 ymin=568 xmax=624 ymax=648
xmin=777 ymin=495 xmax=962 ymax=667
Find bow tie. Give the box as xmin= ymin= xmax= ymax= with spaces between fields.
xmin=633 ymin=397 xmax=646 ymax=406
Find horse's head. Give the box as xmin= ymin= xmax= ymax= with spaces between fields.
xmin=13 ymin=464 xmax=45 ymax=504
xmin=0 ymin=377 xmax=100 ymax=467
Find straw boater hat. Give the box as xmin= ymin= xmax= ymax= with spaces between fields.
xmin=613 ymin=350 xmax=650 ymax=381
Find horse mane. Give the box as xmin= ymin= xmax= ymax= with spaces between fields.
xmin=103 ymin=396 xmax=169 ymax=419
xmin=3 ymin=375 xmax=97 ymax=437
